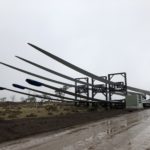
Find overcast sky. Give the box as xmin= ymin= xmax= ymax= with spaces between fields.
xmin=0 ymin=0 xmax=150 ymax=101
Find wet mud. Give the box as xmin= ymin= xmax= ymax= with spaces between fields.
xmin=1 ymin=109 xmax=150 ymax=150
xmin=0 ymin=109 xmax=128 ymax=143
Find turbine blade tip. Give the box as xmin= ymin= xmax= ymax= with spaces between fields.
xmin=0 ymin=87 xmax=5 ymax=90
xmin=27 ymin=43 xmax=32 ymax=46
xmin=15 ymin=56 xmax=21 ymax=59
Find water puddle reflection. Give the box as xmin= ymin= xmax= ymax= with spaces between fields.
xmin=1 ymin=109 xmax=150 ymax=150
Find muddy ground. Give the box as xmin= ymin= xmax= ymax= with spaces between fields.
xmin=0 ymin=109 xmax=134 ymax=143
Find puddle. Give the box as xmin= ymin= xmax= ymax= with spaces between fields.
xmin=1 ymin=109 xmax=150 ymax=150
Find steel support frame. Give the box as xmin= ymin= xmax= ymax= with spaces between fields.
xmin=91 ymin=76 xmax=108 ymax=107
xmin=75 ymin=77 xmax=89 ymax=105
xmin=108 ymin=72 xmax=127 ymax=103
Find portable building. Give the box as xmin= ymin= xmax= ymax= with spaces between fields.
xmin=126 ymin=94 xmax=144 ymax=109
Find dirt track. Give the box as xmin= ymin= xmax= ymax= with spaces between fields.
xmin=0 ymin=109 xmax=129 ymax=143
xmin=1 ymin=109 xmax=150 ymax=150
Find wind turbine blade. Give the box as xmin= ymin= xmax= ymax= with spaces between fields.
xmin=28 ymin=43 xmax=114 ymax=85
